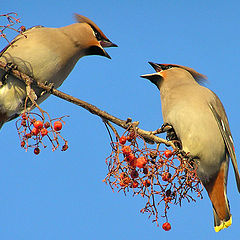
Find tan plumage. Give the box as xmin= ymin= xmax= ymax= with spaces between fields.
xmin=0 ymin=14 xmax=117 ymax=128
xmin=141 ymin=62 xmax=240 ymax=232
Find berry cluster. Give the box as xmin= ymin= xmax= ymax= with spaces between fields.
xmin=104 ymin=129 xmax=203 ymax=231
xmin=16 ymin=112 xmax=68 ymax=154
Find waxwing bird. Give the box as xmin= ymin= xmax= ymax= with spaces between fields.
xmin=0 ymin=14 xmax=117 ymax=128
xmin=141 ymin=62 xmax=240 ymax=232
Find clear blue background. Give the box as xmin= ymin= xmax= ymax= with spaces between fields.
xmin=1 ymin=1 xmax=240 ymax=239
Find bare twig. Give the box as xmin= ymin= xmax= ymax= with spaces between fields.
xmin=0 ymin=60 xmax=175 ymax=147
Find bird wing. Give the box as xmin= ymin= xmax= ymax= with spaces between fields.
xmin=0 ymin=26 xmax=44 ymax=57
xmin=208 ymin=94 xmax=240 ymax=192
xmin=0 ymin=39 xmax=17 ymax=57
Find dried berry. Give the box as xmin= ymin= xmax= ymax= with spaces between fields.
xmin=34 ymin=147 xmax=40 ymax=155
xmin=165 ymin=189 xmax=171 ymax=197
xmin=20 ymin=141 xmax=25 ymax=148
xmin=143 ymin=167 xmax=148 ymax=175
xmin=162 ymin=172 xmax=172 ymax=182
xmin=21 ymin=120 xmax=26 ymax=126
xmin=61 ymin=144 xmax=68 ymax=151
xmin=44 ymin=121 xmax=50 ymax=128
xmin=143 ymin=179 xmax=151 ymax=187
xmin=150 ymin=151 xmax=158 ymax=159
xmin=130 ymin=170 xmax=139 ymax=179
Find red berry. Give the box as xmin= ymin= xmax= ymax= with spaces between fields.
xmin=22 ymin=113 xmax=27 ymax=120
xmin=122 ymin=145 xmax=132 ymax=155
xmin=33 ymin=120 xmax=43 ymax=129
xmin=119 ymin=136 xmax=127 ymax=145
xmin=164 ymin=150 xmax=173 ymax=158
xmin=34 ymin=147 xmax=40 ymax=155
xmin=130 ymin=170 xmax=139 ymax=179
xmin=131 ymin=181 xmax=139 ymax=188
xmin=136 ymin=156 xmax=148 ymax=168
xmin=31 ymin=127 xmax=40 ymax=136
xmin=20 ymin=141 xmax=25 ymax=148
xmin=40 ymin=128 xmax=48 ymax=136
xmin=162 ymin=222 xmax=171 ymax=231
xmin=54 ymin=121 xmax=62 ymax=131
xmin=162 ymin=172 xmax=172 ymax=182
xmin=143 ymin=179 xmax=151 ymax=187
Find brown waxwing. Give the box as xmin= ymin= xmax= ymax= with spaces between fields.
xmin=0 ymin=14 xmax=117 ymax=128
xmin=141 ymin=62 xmax=240 ymax=232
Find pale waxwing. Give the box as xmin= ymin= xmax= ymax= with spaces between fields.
xmin=0 ymin=14 xmax=117 ymax=128
xmin=141 ymin=62 xmax=240 ymax=232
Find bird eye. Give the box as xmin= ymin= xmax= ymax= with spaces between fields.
xmin=94 ymin=30 xmax=102 ymax=41
xmin=164 ymin=66 xmax=173 ymax=70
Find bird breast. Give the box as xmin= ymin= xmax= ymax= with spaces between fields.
xmin=161 ymin=86 xmax=226 ymax=180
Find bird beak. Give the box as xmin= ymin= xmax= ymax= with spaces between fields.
xmin=86 ymin=45 xmax=112 ymax=59
xmin=100 ymin=40 xmax=118 ymax=48
xmin=141 ymin=62 xmax=163 ymax=87
xmin=101 ymin=48 xmax=112 ymax=59
xmin=98 ymin=40 xmax=118 ymax=59
xmin=140 ymin=72 xmax=162 ymax=88
xmin=148 ymin=62 xmax=162 ymax=72
xmin=140 ymin=72 xmax=161 ymax=81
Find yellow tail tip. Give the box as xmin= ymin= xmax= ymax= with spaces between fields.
xmin=214 ymin=216 xmax=232 ymax=232
xmin=224 ymin=216 xmax=232 ymax=228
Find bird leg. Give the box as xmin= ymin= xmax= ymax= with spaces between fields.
xmin=0 ymin=62 xmax=16 ymax=87
xmin=175 ymin=149 xmax=200 ymax=169
xmin=161 ymin=123 xmax=182 ymax=149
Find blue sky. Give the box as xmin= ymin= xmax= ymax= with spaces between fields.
xmin=1 ymin=1 xmax=240 ymax=239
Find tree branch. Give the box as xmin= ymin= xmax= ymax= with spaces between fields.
xmin=0 ymin=60 xmax=176 ymax=149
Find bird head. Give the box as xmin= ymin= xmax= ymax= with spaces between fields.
xmin=74 ymin=14 xmax=118 ymax=59
xmin=141 ymin=62 xmax=207 ymax=88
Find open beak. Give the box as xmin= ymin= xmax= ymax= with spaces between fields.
xmin=98 ymin=39 xmax=118 ymax=59
xmin=148 ymin=62 xmax=162 ymax=72
xmin=100 ymin=40 xmax=118 ymax=48
xmin=140 ymin=72 xmax=161 ymax=80
xmin=140 ymin=62 xmax=163 ymax=87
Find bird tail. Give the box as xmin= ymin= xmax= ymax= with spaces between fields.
xmin=204 ymin=160 xmax=232 ymax=232
xmin=213 ymin=203 xmax=232 ymax=232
